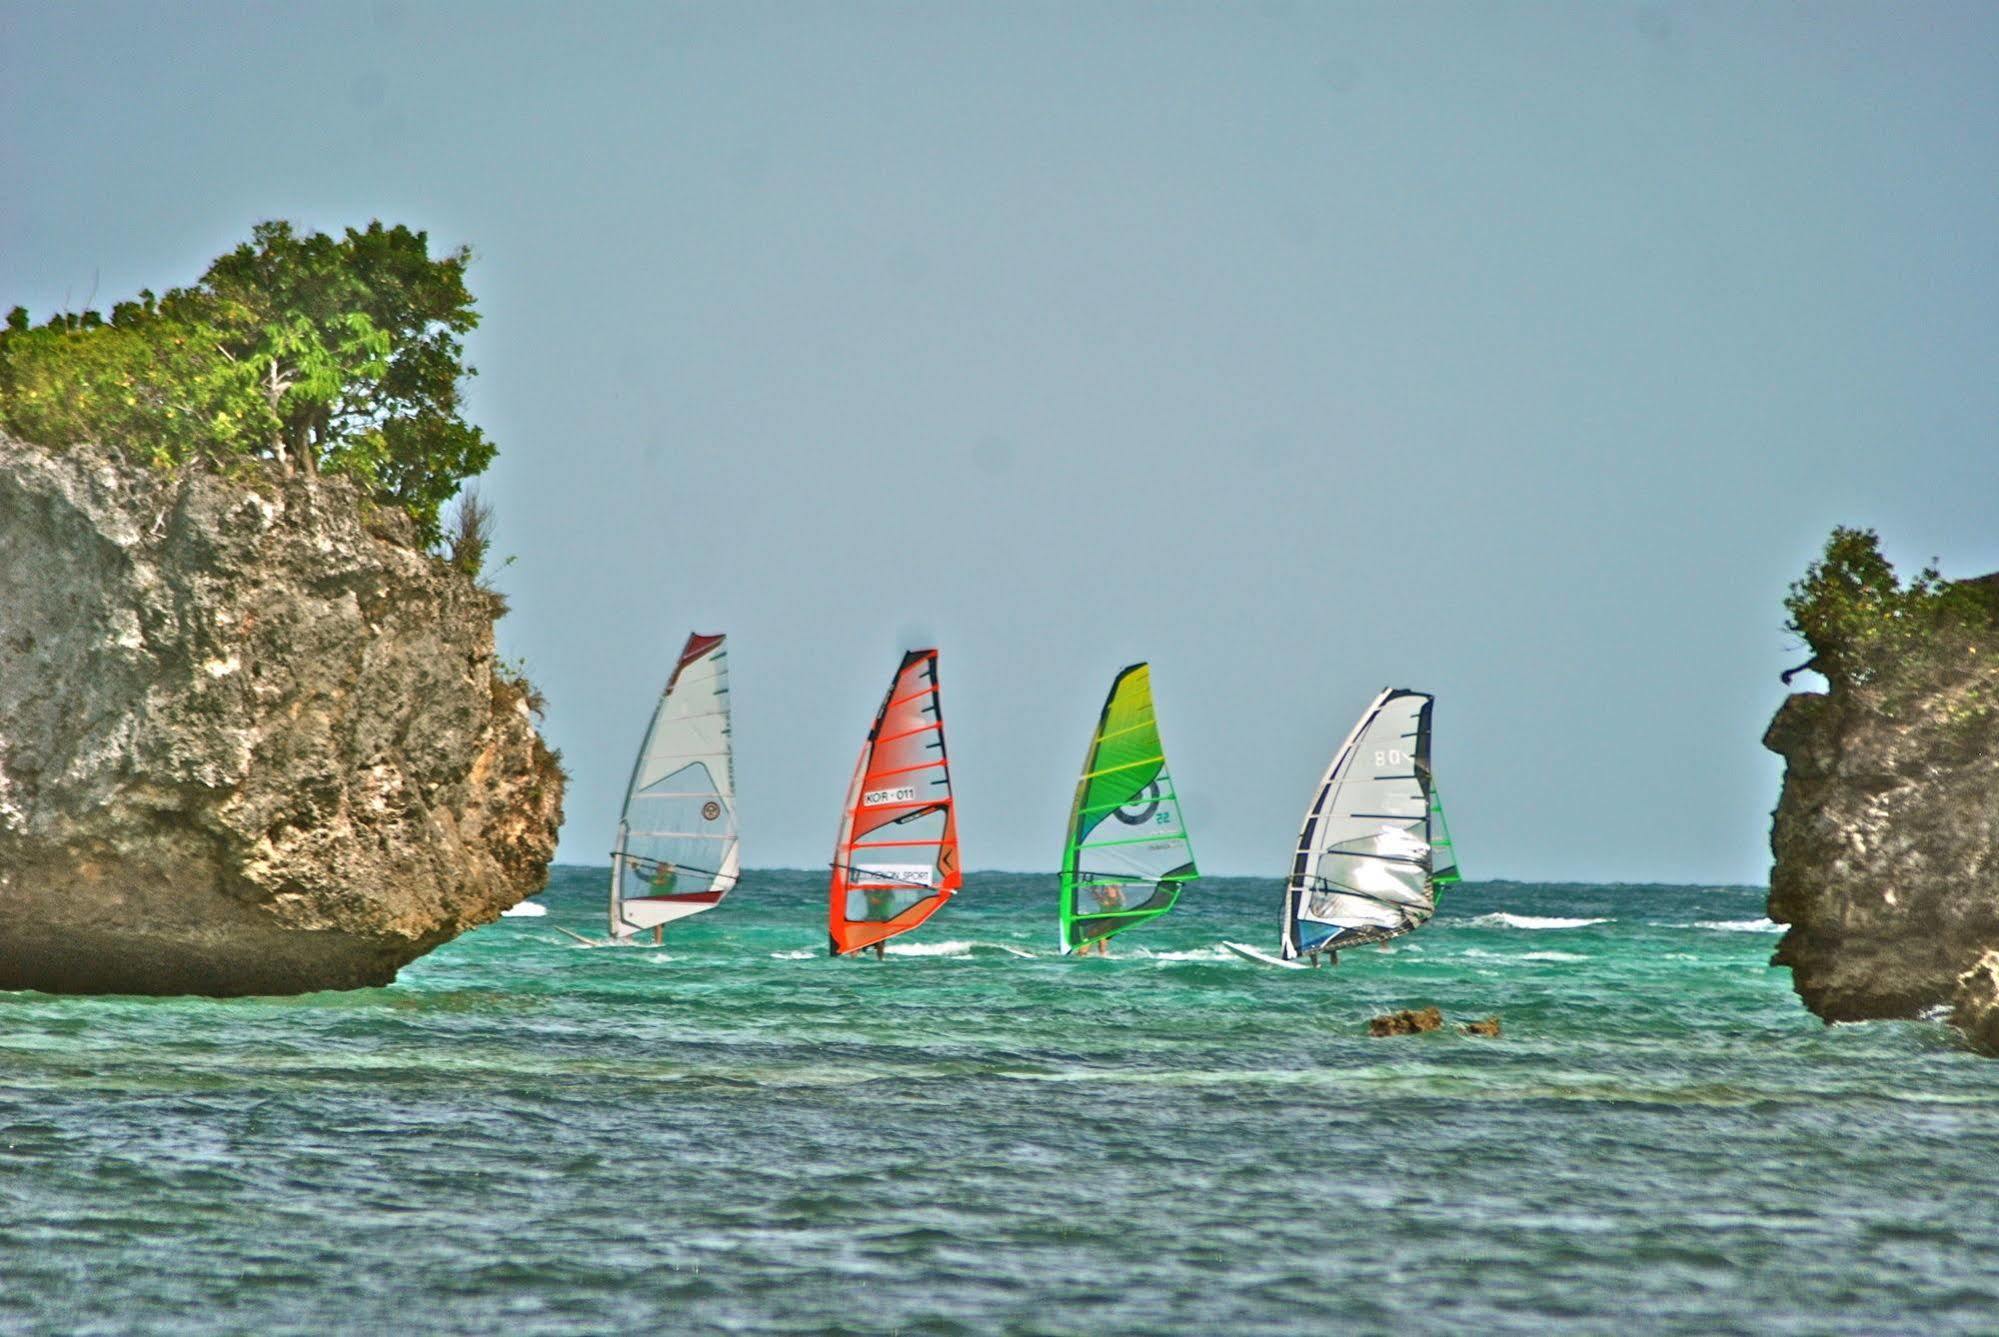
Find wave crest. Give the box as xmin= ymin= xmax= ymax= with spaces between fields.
xmin=1465 ymin=912 xmax=1611 ymax=930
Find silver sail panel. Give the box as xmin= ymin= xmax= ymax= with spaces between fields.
xmin=1283 ymin=688 xmax=1441 ymax=957
xmin=610 ymin=632 xmax=739 ymax=937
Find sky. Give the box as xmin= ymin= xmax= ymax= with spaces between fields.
xmin=4 ymin=2 xmax=1997 ymax=882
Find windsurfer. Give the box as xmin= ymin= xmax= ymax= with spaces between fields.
xmin=860 ymin=884 xmax=897 ymax=960
xmin=1079 ymin=883 xmax=1126 ymax=955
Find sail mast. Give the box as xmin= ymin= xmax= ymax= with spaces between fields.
xmin=827 ymin=649 xmax=961 ymax=956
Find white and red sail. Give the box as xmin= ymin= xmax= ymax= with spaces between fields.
xmin=827 ymin=648 xmax=960 ymax=956
xmin=610 ymin=632 xmax=739 ymax=938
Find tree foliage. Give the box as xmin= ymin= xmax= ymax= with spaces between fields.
xmin=0 ymin=221 xmax=494 ymax=541
xmin=1786 ymin=527 xmax=1999 ymax=687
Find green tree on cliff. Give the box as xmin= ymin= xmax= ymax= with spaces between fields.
xmin=1787 ymin=527 xmax=1999 ymax=686
xmin=0 ymin=221 xmax=493 ymax=541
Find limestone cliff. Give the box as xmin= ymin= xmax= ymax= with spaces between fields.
xmin=0 ymin=434 xmax=563 ymax=995
xmin=1765 ymin=560 xmax=1999 ymax=1045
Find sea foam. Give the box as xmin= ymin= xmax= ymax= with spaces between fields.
xmin=1466 ymin=912 xmax=1611 ymax=930
xmin=884 ymin=939 xmax=976 ymax=957
xmin=1130 ymin=946 xmax=1235 ymax=962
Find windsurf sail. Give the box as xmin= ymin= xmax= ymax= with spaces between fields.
xmin=609 ymin=632 xmax=739 ymax=939
xmin=1430 ymin=782 xmax=1462 ymax=890
xmin=827 ymin=648 xmax=961 ymax=956
xmin=1282 ymin=687 xmax=1454 ymax=959
xmin=1059 ymin=662 xmax=1197 ymax=953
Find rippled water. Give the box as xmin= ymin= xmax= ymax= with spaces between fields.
xmin=4 ymin=871 xmax=1996 ymax=1333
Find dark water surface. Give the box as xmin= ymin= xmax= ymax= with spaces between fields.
xmin=4 ymin=871 xmax=1996 ymax=1334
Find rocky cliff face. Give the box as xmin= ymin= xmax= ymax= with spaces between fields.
xmin=0 ymin=435 xmax=563 ymax=995
xmin=1765 ymin=591 xmax=1999 ymax=1043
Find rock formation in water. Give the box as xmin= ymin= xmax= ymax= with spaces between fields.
xmin=1950 ymin=952 xmax=1999 ymax=1057
xmin=1461 ymin=1016 xmax=1502 ymax=1038
xmin=1766 ymin=533 xmax=1999 ymax=1046
xmin=1368 ymin=1006 xmax=1444 ymax=1037
xmin=0 ymin=434 xmax=563 ymax=996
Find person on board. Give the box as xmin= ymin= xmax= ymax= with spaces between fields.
xmin=642 ymin=859 xmax=679 ymax=945
xmin=861 ymin=882 xmax=896 ymax=960
xmin=1081 ymin=883 xmax=1128 ymax=956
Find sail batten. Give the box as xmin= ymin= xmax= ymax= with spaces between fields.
xmin=609 ymin=632 xmax=739 ymax=938
xmin=1281 ymin=687 xmax=1455 ymax=959
xmin=1059 ymin=663 xmax=1198 ymax=954
xmin=827 ymin=649 xmax=961 ymax=956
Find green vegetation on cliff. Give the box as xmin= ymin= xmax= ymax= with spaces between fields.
xmin=1786 ymin=527 xmax=1999 ymax=691
xmin=0 ymin=221 xmax=492 ymax=542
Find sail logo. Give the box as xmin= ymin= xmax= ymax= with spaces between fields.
xmin=854 ymin=863 xmax=935 ymax=888
xmin=863 ymin=785 xmax=918 ymax=806
xmin=701 ymin=800 xmax=722 ymax=821
xmin=1113 ymin=779 xmax=1164 ymax=826
xmin=1374 ymin=748 xmax=1408 ymax=767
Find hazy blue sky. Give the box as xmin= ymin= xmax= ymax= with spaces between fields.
xmin=5 ymin=2 xmax=1996 ymax=881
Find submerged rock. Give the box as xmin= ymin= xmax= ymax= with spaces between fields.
xmin=1461 ymin=1016 xmax=1502 ymax=1038
xmin=1765 ymin=551 xmax=1999 ymax=1041
xmin=0 ymin=435 xmax=563 ymax=995
xmin=1368 ymin=1006 xmax=1443 ymax=1036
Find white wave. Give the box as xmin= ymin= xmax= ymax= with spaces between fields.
xmin=1693 ymin=917 xmax=1782 ymax=933
xmin=1519 ymin=950 xmax=1588 ymax=962
xmin=499 ymin=901 xmax=548 ymax=918
xmin=1465 ymin=913 xmax=1610 ymax=930
xmin=772 ymin=940 xmax=1023 ymax=960
xmin=884 ymin=940 xmax=975 ymax=957
xmin=1130 ymin=945 xmax=1234 ymax=961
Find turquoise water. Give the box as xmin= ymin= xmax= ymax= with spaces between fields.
xmin=3 ymin=870 xmax=1995 ymax=1334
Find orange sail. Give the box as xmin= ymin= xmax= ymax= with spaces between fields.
xmin=828 ymin=648 xmax=961 ymax=956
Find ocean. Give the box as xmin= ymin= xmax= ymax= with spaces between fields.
xmin=3 ymin=870 xmax=1995 ymax=1334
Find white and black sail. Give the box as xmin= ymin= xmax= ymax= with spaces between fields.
xmin=1282 ymin=687 xmax=1458 ymax=958
xmin=609 ymin=632 xmax=739 ymax=938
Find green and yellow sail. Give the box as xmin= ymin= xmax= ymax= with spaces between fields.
xmin=1060 ymin=663 xmax=1198 ymax=953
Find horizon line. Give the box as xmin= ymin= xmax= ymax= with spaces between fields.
xmin=549 ymin=862 xmax=1770 ymax=891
